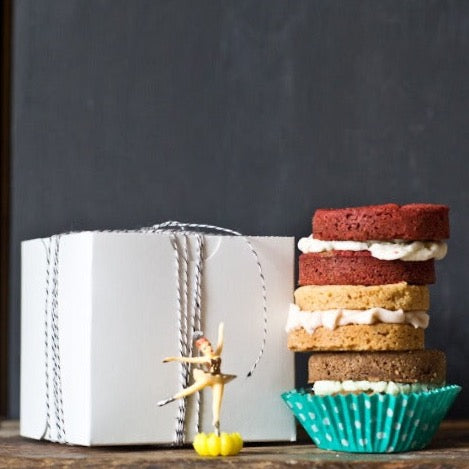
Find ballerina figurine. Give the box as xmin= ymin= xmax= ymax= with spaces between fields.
xmin=157 ymin=322 xmax=236 ymax=435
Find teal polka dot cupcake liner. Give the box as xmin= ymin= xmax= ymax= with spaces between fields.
xmin=281 ymin=385 xmax=461 ymax=453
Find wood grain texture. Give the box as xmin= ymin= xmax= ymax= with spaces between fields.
xmin=0 ymin=420 xmax=468 ymax=468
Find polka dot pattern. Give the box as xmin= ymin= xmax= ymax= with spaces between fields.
xmin=281 ymin=385 xmax=461 ymax=453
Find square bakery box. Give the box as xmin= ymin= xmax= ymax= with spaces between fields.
xmin=21 ymin=231 xmax=295 ymax=446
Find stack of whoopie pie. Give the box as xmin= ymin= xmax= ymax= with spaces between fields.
xmin=283 ymin=204 xmax=460 ymax=452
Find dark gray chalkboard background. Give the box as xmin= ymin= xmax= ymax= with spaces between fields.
xmin=10 ymin=0 xmax=469 ymax=419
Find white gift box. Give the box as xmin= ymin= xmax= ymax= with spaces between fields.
xmin=20 ymin=231 xmax=295 ymax=445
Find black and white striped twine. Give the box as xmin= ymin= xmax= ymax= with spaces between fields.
xmin=40 ymin=222 xmax=268 ymax=445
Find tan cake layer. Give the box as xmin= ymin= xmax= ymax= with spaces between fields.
xmin=308 ymin=350 xmax=446 ymax=384
xmin=294 ymin=282 xmax=429 ymax=311
xmin=287 ymin=323 xmax=424 ymax=352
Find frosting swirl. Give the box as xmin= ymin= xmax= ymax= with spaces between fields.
xmin=313 ymin=380 xmax=443 ymax=396
xmin=298 ymin=236 xmax=447 ymax=261
xmin=286 ymin=304 xmax=429 ymax=334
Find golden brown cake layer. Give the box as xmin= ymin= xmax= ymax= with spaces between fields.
xmin=308 ymin=350 xmax=446 ymax=384
xmin=287 ymin=324 xmax=424 ymax=352
xmin=294 ymin=283 xmax=429 ymax=311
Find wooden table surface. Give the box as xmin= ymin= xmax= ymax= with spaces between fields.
xmin=1 ymin=420 xmax=468 ymax=468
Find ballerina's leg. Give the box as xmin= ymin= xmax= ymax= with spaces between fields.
xmin=211 ymin=383 xmax=225 ymax=435
xmin=157 ymin=378 xmax=209 ymax=406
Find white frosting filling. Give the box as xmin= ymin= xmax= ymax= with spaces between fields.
xmin=313 ymin=380 xmax=443 ymax=396
xmin=298 ymin=236 xmax=447 ymax=261
xmin=286 ymin=304 xmax=429 ymax=333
